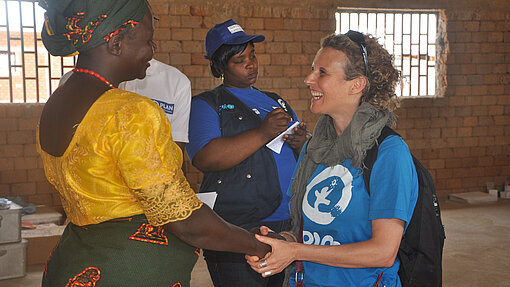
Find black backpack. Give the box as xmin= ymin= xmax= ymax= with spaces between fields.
xmin=363 ymin=126 xmax=446 ymax=287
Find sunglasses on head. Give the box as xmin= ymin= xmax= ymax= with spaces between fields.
xmin=345 ymin=30 xmax=369 ymax=77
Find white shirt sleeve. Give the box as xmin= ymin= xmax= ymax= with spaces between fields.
xmin=169 ymin=76 xmax=191 ymax=143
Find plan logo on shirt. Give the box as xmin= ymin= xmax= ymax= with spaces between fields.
xmin=303 ymin=165 xmax=353 ymax=225
xmin=152 ymin=99 xmax=174 ymax=115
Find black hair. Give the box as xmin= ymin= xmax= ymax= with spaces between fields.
xmin=209 ymin=42 xmax=252 ymax=78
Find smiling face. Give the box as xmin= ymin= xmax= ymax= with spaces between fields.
xmin=222 ymin=43 xmax=258 ymax=89
xmin=304 ymin=47 xmax=363 ymax=120
xmin=120 ymin=10 xmax=155 ymax=81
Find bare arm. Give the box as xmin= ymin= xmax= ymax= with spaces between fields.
xmin=175 ymin=141 xmax=186 ymax=153
xmin=164 ymin=204 xmax=270 ymax=258
xmin=247 ymin=218 xmax=404 ymax=274
xmin=192 ymin=108 xmax=290 ymax=172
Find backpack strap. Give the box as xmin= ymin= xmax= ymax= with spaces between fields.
xmin=362 ymin=126 xmax=400 ymax=195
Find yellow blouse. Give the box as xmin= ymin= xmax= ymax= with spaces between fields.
xmin=36 ymin=89 xmax=202 ymax=226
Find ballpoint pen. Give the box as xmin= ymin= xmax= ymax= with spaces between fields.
xmin=258 ymin=107 xmax=294 ymax=123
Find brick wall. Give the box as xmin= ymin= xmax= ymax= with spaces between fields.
xmin=0 ymin=0 xmax=509 ymax=210
xmin=0 ymin=104 xmax=60 ymax=207
xmin=0 ymin=31 xmax=67 ymax=103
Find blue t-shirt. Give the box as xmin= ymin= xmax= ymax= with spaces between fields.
xmin=290 ymin=135 xmax=418 ymax=287
xmin=186 ymin=87 xmax=298 ymax=222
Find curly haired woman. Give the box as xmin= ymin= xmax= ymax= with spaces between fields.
xmin=246 ymin=31 xmax=419 ymax=287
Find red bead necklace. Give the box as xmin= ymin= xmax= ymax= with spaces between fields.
xmin=73 ymin=68 xmax=115 ymax=88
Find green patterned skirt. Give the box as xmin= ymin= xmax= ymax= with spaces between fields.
xmin=42 ymin=214 xmax=199 ymax=287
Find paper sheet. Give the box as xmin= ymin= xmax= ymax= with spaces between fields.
xmin=196 ymin=192 xmax=217 ymax=209
xmin=266 ymin=121 xmax=300 ymax=154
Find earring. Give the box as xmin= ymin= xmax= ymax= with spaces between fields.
xmin=221 ymin=74 xmax=224 ymax=82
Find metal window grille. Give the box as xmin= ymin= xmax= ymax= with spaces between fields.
xmin=0 ymin=0 xmax=75 ymax=103
xmin=336 ymin=8 xmax=446 ymax=97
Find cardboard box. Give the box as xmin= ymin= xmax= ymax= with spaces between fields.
xmin=0 ymin=203 xmax=22 ymax=244
xmin=0 ymin=239 xmax=27 ymax=280
xmin=25 ymin=235 xmax=61 ymax=265
xmin=22 ymin=223 xmax=65 ymax=265
xmin=21 ymin=206 xmax=65 ymax=265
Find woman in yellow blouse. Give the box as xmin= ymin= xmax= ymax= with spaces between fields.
xmin=37 ymin=1 xmax=270 ymax=286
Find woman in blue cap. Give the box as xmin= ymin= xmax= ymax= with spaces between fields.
xmin=37 ymin=2 xmax=272 ymax=286
xmin=186 ymin=19 xmax=308 ymax=287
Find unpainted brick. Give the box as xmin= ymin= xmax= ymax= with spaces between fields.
xmin=291 ymin=54 xmax=310 ymax=65
xmin=257 ymin=54 xmax=270 ymax=65
xmin=14 ymin=157 xmax=39 ymax=170
xmin=36 ymin=181 xmax=57 ymax=195
xmin=154 ymin=53 xmax=170 ymax=64
xmin=151 ymin=4 xmax=169 ymax=15
xmin=154 ymin=28 xmax=171 ymax=40
xmin=239 ymin=7 xmax=253 ymax=18
xmin=452 ymin=168 xmax=470 ymax=178
xmin=272 ymin=78 xmax=291 ymax=89
xmin=301 ymin=19 xmax=320 ymax=31
xmin=159 ymin=40 xmax=182 ymax=53
xmin=253 ymin=6 xmax=272 ymax=18
xmin=283 ymin=66 xmax=301 ymax=77
xmin=182 ymin=41 xmax=204 ymax=54
xmin=264 ymin=42 xmax=284 ymax=54
xmin=170 ymin=4 xmax=190 ymax=16
xmin=293 ymin=31 xmax=311 ymax=43
xmin=0 ymin=145 xmax=23 ymax=157
xmin=270 ymin=54 xmax=290 ymax=65
xmin=0 ymin=119 xmax=18 ymax=131
xmin=0 ymin=170 xmax=26 ymax=183
xmin=27 ymin=168 xmax=47 ymax=182
xmin=487 ymin=32 xmax=504 ymax=42
xmin=191 ymin=53 xmax=209 ymax=65
xmin=263 ymin=66 xmax=283 ymax=77
xmin=190 ymin=6 xmax=212 ymax=17
xmin=497 ymin=95 xmax=510 ymax=105
xmin=6 ymin=105 xmax=23 ymax=118
xmin=455 ymin=107 xmax=473 ymax=117
xmin=273 ymin=30 xmax=294 ymax=42
xmin=244 ymin=18 xmax=264 ymax=30
xmin=271 ymin=7 xmax=291 ymax=18
xmin=283 ymin=19 xmax=302 ymax=31
xmin=17 ymin=118 xmax=38 ymax=131
xmin=7 ymin=131 xmax=34 ymax=144
xmin=11 ymin=182 xmax=36 ymax=195
xmin=193 ymin=28 xmax=208 ymax=41
xmin=488 ymin=105 xmax=504 ymax=115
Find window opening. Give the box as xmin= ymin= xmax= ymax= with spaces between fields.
xmin=336 ymin=8 xmax=447 ymax=97
xmin=0 ymin=0 xmax=76 ymax=103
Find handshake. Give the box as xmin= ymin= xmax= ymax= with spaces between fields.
xmin=246 ymin=226 xmax=298 ymax=278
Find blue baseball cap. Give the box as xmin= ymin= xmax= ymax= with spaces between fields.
xmin=205 ymin=19 xmax=265 ymax=59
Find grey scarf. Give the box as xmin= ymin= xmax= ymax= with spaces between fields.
xmin=283 ymin=102 xmax=395 ymax=284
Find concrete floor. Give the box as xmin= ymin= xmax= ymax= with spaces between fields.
xmin=1 ymin=199 xmax=509 ymax=287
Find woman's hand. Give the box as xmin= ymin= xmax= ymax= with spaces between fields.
xmin=258 ymin=108 xmax=291 ymax=142
xmin=246 ymin=234 xmax=298 ymax=277
xmin=283 ymin=122 xmax=308 ymax=152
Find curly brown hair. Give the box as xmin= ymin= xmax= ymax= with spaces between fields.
xmin=321 ymin=32 xmax=400 ymax=111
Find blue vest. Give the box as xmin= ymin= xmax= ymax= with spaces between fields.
xmin=194 ymin=85 xmax=295 ymax=230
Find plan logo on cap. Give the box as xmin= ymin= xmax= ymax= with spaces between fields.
xmin=227 ymin=24 xmax=244 ymax=34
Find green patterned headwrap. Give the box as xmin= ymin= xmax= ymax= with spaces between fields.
xmin=39 ymin=0 xmax=149 ymax=56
